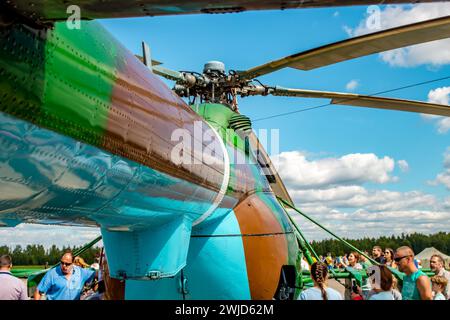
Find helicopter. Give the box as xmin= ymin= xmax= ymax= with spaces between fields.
xmin=1 ymin=1 xmax=450 ymax=300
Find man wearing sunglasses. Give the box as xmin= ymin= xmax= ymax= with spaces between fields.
xmin=394 ymin=246 xmax=432 ymax=300
xmin=34 ymin=251 xmax=95 ymax=300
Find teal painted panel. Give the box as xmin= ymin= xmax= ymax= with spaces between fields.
xmin=184 ymin=212 xmax=251 ymax=299
xmin=101 ymin=216 xmax=192 ymax=279
xmin=122 ymin=212 xmax=250 ymax=300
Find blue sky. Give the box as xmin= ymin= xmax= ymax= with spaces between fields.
xmin=1 ymin=3 xmax=449 ymax=247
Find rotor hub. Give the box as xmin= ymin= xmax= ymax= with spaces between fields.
xmin=203 ymin=61 xmax=226 ymax=77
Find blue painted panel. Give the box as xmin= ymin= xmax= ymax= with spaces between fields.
xmin=185 ymin=211 xmax=251 ymax=299
xmin=101 ymin=216 xmax=192 ymax=279
xmin=0 ymin=218 xmax=21 ymax=227
xmin=121 ymin=211 xmax=250 ymax=299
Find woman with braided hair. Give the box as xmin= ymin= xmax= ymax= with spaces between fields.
xmin=299 ymin=262 xmax=343 ymax=300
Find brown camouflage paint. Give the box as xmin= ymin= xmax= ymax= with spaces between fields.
xmin=233 ymin=193 xmax=288 ymax=299
xmin=105 ymin=48 xmax=228 ymax=200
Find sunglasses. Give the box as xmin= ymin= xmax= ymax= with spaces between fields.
xmin=394 ymin=255 xmax=411 ymax=263
xmin=60 ymin=261 xmax=73 ymax=266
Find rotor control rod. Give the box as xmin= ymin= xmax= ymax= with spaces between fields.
xmin=240 ymin=85 xmax=268 ymax=97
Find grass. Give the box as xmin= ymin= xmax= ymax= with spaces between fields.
xmin=12 ymin=265 xmax=46 ymax=270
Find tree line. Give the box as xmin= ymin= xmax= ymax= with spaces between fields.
xmin=0 ymin=244 xmax=101 ymax=266
xmin=310 ymin=231 xmax=450 ymax=257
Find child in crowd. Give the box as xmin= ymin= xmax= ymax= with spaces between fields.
xmin=431 ymin=275 xmax=448 ymax=300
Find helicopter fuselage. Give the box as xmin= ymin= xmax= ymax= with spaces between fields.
xmin=0 ymin=20 xmax=299 ymax=299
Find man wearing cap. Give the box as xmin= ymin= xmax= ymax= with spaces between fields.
xmin=34 ymin=251 xmax=95 ymax=300
xmin=0 ymin=254 xmax=28 ymax=300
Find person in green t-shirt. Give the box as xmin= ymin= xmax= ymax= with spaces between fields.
xmin=395 ymin=246 xmax=432 ymax=300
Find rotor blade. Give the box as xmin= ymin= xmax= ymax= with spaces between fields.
xmin=134 ymin=55 xmax=184 ymax=82
xmin=134 ymin=55 xmax=162 ymax=66
xmin=3 ymin=1 xmax=440 ymax=23
xmin=152 ymin=65 xmax=185 ymax=82
xmin=270 ymin=86 xmax=450 ymax=117
xmin=136 ymin=57 xmax=183 ymax=81
xmin=239 ymin=15 xmax=450 ymax=80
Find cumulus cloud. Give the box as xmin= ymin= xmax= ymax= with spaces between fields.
xmin=346 ymin=79 xmax=359 ymax=91
xmin=275 ymin=150 xmax=449 ymax=240
xmin=433 ymin=172 xmax=450 ymax=190
xmin=290 ymin=187 xmax=437 ymax=211
xmin=422 ymin=87 xmax=450 ymax=134
xmin=398 ymin=160 xmax=409 ymax=172
xmin=342 ymin=25 xmax=353 ymax=37
xmin=444 ymin=197 xmax=450 ymax=210
xmin=445 ymin=149 xmax=450 ymax=168
xmin=345 ymin=3 xmax=450 ymax=68
xmin=437 ymin=119 xmax=450 ymax=134
xmin=429 ymin=147 xmax=450 ymax=190
xmin=0 ymin=224 xmax=101 ymax=249
xmin=428 ymin=87 xmax=450 ymax=105
xmin=272 ymin=151 xmax=397 ymax=189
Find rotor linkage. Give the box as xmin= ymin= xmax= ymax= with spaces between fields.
xmin=163 ymin=60 xmax=266 ymax=109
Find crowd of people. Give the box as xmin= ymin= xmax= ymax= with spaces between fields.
xmin=299 ymin=245 xmax=450 ymax=300
xmin=1 ymin=244 xmax=449 ymax=301
xmin=316 ymin=246 xmax=399 ymax=271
